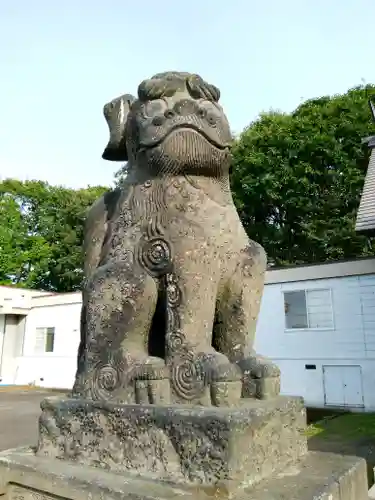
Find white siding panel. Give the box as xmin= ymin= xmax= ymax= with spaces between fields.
xmin=359 ymin=275 xmax=375 ymax=359
xmin=359 ymin=275 xmax=375 ymax=285
xmin=256 ymin=272 xmax=375 ymax=410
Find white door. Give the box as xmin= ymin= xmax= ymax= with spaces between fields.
xmin=342 ymin=366 xmax=364 ymax=407
xmin=0 ymin=315 xmax=23 ymax=384
xmin=323 ymin=365 xmax=364 ymax=407
xmin=323 ymin=365 xmax=344 ymax=406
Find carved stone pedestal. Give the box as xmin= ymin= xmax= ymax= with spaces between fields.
xmin=0 ymin=395 xmax=369 ymax=499
xmin=35 ymin=395 xmax=307 ymax=489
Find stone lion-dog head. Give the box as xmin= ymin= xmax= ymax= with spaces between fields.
xmin=102 ymin=71 xmax=233 ymax=177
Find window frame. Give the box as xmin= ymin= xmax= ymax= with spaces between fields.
xmin=34 ymin=326 xmax=56 ymax=355
xmin=283 ymin=288 xmax=335 ymax=332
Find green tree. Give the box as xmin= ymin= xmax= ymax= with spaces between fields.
xmin=0 ymin=179 xmax=107 ymax=291
xmin=231 ymin=84 xmax=375 ymax=266
xmin=0 ymin=193 xmax=50 ymax=287
xmin=114 ymin=163 xmax=129 ymax=186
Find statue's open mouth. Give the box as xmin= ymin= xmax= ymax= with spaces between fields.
xmin=139 ymin=124 xmax=232 ymax=153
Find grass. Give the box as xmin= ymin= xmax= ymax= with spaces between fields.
xmin=306 ymin=412 xmax=375 ymax=440
xmin=306 ymin=411 xmax=375 ymax=487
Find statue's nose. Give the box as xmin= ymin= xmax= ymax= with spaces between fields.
xmin=173 ymin=99 xmax=199 ymax=116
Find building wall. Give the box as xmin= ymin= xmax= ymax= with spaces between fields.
xmin=15 ymin=298 xmax=81 ymax=388
xmin=255 ymin=273 xmax=375 ymax=410
xmin=2 ymin=259 xmax=375 ymax=409
xmin=0 ymin=286 xmax=32 ymax=301
xmin=0 ymin=315 xmax=27 ymax=384
xmin=0 ymin=314 xmax=4 ymax=370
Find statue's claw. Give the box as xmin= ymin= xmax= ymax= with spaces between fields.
xmin=237 ymin=354 xmax=280 ymax=399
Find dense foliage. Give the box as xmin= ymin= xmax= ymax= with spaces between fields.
xmin=1 ymin=85 xmax=374 ymax=292
xmin=231 ymin=84 xmax=375 ymax=266
xmin=0 ymin=179 xmax=107 ymax=291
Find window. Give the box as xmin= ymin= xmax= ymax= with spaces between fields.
xmin=284 ymin=289 xmax=333 ymax=330
xmin=34 ymin=327 xmax=55 ymax=354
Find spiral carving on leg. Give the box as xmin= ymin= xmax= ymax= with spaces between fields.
xmin=167 ymin=327 xmax=185 ymax=353
xmin=92 ymin=364 xmax=121 ymax=400
xmin=165 ymin=271 xmax=207 ymax=401
xmin=166 ymin=272 xmax=181 ymax=306
xmin=165 ymin=272 xmax=184 ymax=355
xmin=90 ymin=358 xmax=125 ymax=401
xmin=170 ymin=352 xmax=206 ymax=401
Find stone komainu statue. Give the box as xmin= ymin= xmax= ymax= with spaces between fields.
xmin=72 ymin=71 xmax=280 ymax=406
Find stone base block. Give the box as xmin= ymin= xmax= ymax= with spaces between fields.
xmin=0 ymin=448 xmax=369 ymax=499
xmin=36 ymin=395 xmax=307 ymax=490
xmin=249 ymin=451 xmax=368 ymax=500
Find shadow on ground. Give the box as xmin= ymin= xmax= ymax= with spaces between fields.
xmin=306 ymin=408 xmax=375 ymax=487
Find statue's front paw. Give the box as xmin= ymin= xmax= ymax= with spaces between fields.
xmin=133 ymin=357 xmax=171 ymax=405
xmin=168 ymin=351 xmax=243 ymax=407
xmin=201 ymin=353 xmax=243 ymax=407
xmin=237 ymin=355 xmax=280 ymax=400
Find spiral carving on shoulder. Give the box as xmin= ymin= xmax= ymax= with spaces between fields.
xmin=138 ymin=236 xmax=172 ymax=277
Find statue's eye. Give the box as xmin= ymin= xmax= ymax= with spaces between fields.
xmin=206 ymin=112 xmax=217 ymax=126
xmin=198 ymin=108 xmax=206 ymax=119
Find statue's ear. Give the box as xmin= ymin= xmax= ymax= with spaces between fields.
xmin=102 ymin=93 xmax=136 ymax=162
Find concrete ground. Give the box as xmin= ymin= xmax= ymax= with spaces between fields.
xmin=0 ymin=390 xmax=63 ymax=451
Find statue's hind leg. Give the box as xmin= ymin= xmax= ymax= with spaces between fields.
xmin=72 ymin=261 xmax=170 ymax=404
xmin=214 ymin=240 xmax=281 ymax=399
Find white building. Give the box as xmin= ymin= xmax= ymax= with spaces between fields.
xmin=0 ymin=288 xmax=81 ymax=389
xmin=256 ymin=258 xmax=375 ymax=411
xmin=1 ymin=257 xmax=375 ymax=411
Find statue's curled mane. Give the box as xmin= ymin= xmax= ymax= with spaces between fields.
xmin=137 ymin=71 xmax=220 ymax=103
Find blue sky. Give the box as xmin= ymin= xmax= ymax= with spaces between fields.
xmin=1 ymin=0 xmax=375 ymax=189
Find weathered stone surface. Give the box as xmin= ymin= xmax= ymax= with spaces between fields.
xmin=249 ymin=451 xmax=369 ymax=500
xmin=35 ymin=395 xmax=307 ymax=489
xmin=369 ymin=480 xmax=375 ymax=499
xmin=0 ymin=449 xmax=368 ymax=499
xmin=73 ymin=71 xmax=280 ymax=407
